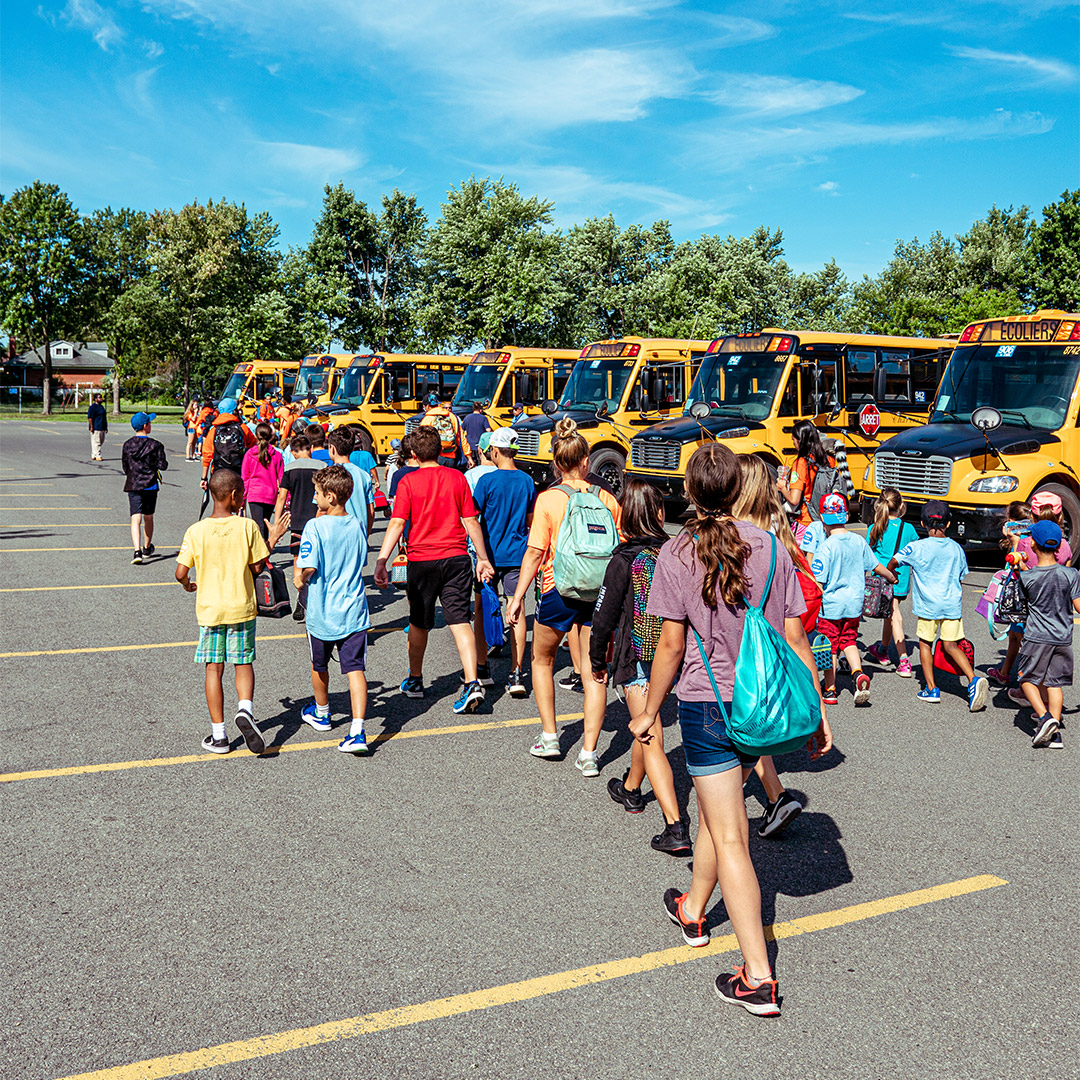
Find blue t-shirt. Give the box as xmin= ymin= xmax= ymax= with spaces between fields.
xmin=297 ymin=514 xmax=370 ymax=640
xmin=311 ymin=448 xmax=332 ymax=464
xmin=462 ymin=412 xmax=489 ymax=451
xmin=811 ymin=529 xmax=878 ymax=620
xmin=341 ymin=460 xmax=374 ymax=523
xmin=472 ymin=468 xmax=536 ymax=568
xmin=798 ymin=521 xmax=826 ymax=558
xmin=895 ymin=536 xmax=968 ymax=620
xmin=349 ymin=449 xmax=377 ymax=474
xmin=389 ymin=465 xmax=418 ymax=501
xmin=872 ymin=518 xmax=919 ymax=598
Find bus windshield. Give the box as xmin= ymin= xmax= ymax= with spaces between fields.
xmin=220 ymin=372 xmax=248 ymax=401
xmin=686 ymin=351 xmax=789 ymax=420
xmin=453 ymin=364 xmax=504 ymax=408
xmin=559 ymin=359 xmax=637 ymax=413
xmin=332 ymin=369 xmax=372 ymax=407
xmin=295 ymin=366 xmax=331 ymax=399
xmin=931 ymin=344 xmax=1080 ymax=431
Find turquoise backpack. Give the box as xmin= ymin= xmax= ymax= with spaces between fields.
xmin=692 ymin=535 xmax=823 ymax=756
xmin=551 ymin=483 xmax=618 ymax=602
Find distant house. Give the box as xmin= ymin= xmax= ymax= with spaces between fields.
xmin=3 ymin=341 xmax=115 ymax=389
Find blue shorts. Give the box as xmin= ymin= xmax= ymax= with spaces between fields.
xmin=309 ymin=630 xmax=367 ymax=674
xmin=622 ymin=659 xmax=652 ymax=690
xmin=678 ymin=698 xmax=759 ymax=777
xmin=536 ymin=587 xmax=594 ymax=633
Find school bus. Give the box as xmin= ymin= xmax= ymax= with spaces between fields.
xmin=306 ymin=353 xmax=471 ymax=456
xmin=625 ymin=329 xmax=954 ymax=502
xmin=512 ymin=338 xmax=713 ymax=493
xmin=293 ymin=353 xmax=355 ymax=410
xmin=860 ymin=311 xmax=1080 ymax=555
xmin=218 ymin=360 xmax=298 ymax=419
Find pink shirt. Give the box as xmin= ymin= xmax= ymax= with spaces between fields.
xmin=241 ymin=444 xmax=284 ymax=505
xmin=1015 ymin=535 xmax=1073 ymax=568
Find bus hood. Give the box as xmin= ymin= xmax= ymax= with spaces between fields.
xmin=302 ymin=404 xmax=350 ymax=418
xmin=877 ymin=423 xmax=1060 ymax=460
xmin=512 ymin=409 xmax=608 ymax=435
xmin=631 ymin=415 xmax=763 ymax=443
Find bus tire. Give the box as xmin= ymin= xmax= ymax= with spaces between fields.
xmin=753 ymin=454 xmax=779 ymax=484
xmin=1037 ymin=483 xmax=1080 ymax=563
xmin=356 ymin=428 xmax=374 ymax=456
xmin=589 ymin=447 xmax=626 ymax=496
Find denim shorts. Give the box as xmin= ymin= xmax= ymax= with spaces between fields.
xmin=621 ymin=659 xmax=652 ymax=691
xmin=678 ymin=698 xmax=759 ymax=777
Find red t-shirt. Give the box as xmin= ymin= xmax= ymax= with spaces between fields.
xmin=394 ymin=465 xmax=478 ymax=562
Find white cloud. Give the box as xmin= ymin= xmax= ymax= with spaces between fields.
xmin=142 ymin=39 xmax=164 ymax=58
xmin=946 ymin=45 xmax=1079 ymax=84
xmin=842 ymin=12 xmax=950 ymax=27
xmin=61 ymin=0 xmax=123 ymax=50
xmin=697 ymin=14 xmax=776 ymax=47
xmin=816 ymin=180 xmax=839 ymax=195
xmin=255 ymin=140 xmax=364 ymax=179
xmin=705 ymin=76 xmax=863 ymax=117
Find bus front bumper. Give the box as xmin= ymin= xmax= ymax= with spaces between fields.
xmin=625 ymin=469 xmax=687 ymax=500
xmin=859 ymin=497 xmax=1005 ymax=546
xmin=520 ymin=458 xmax=555 ymax=486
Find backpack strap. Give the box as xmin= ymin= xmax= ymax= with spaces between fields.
xmin=750 ymin=535 xmax=777 ymax=613
xmin=554 ymin=483 xmax=577 ymax=498
xmin=691 ymin=628 xmax=731 ymax=725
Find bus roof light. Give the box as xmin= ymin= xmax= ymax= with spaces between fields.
xmin=959 ymin=325 xmax=978 ymax=342
xmin=776 ymin=336 xmax=793 ymax=353
xmin=499 ymin=352 xmax=512 ymax=363
xmin=1070 ymin=323 xmax=1080 ymax=341
xmin=627 ymin=343 xmax=640 ymax=357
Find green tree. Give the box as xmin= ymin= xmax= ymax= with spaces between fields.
xmin=956 ymin=204 xmax=1032 ymax=296
xmin=0 ymin=182 xmax=89 ymax=414
xmin=1027 ymin=189 xmax=1080 ymax=311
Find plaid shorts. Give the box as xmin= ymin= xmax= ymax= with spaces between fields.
xmin=195 ymin=620 xmax=257 ymax=665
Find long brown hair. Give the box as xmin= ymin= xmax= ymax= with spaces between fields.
xmin=868 ymin=487 xmax=905 ymax=548
xmin=255 ymin=422 xmax=273 ymax=467
xmin=732 ymin=454 xmax=809 ymax=573
xmin=682 ymin=443 xmax=751 ymax=608
xmin=619 ymin=478 xmax=667 ymax=542
xmin=552 ymin=416 xmax=589 ymax=478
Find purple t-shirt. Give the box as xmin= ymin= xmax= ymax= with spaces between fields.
xmin=647 ymin=522 xmax=806 ymax=702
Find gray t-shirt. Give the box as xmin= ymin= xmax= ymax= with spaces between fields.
xmin=1020 ymin=563 xmax=1080 ymax=645
xmin=647 ymin=523 xmax=807 ymax=701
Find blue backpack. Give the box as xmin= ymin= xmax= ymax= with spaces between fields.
xmin=480 ymin=582 xmax=505 ymax=648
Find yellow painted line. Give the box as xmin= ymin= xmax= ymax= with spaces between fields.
xmin=53 ymin=875 xmax=1007 ymax=1080
xmin=0 ymin=714 xmax=583 ymax=783
xmin=0 ymin=582 xmax=177 ymax=592
xmin=0 ymin=546 xmax=170 ymax=553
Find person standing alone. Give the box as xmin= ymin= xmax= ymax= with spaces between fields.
xmin=122 ymin=411 xmax=168 ymax=564
xmin=87 ymin=393 xmax=108 ymax=461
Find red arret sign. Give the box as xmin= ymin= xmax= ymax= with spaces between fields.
xmin=858 ymin=403 xmax=881 ymax=437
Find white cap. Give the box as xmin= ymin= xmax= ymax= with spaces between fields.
xmin=489 ymin=427 xmax=519 ymax=449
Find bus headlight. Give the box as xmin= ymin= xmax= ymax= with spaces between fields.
xmin=968 ymin=476 xmax=1019 ymax=493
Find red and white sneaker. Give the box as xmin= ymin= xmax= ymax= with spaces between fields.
xmin=715 ymin=964 xmax=781 ymax=1016
xmin=853 ymin=671 xmax=872 ymax=706
xmin=866 ymin=642 xmax=890 ymax=666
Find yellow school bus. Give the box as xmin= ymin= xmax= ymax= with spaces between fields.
xmin=293 ymin=353 xmax=355 ymax=410
xmin=861 ymin=310 xmax=1080 ymax=555
xmin=309 ymin=353 xmax=471 ymax=456
xmin=626 ymin=329 xmax=953 ymax=501
xmin=513 ymin=337 xmax=713 ymax=493
xmin=218 ymin=359 xmax=298 ymax=419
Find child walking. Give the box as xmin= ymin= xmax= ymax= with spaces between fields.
xmin=987 ymin=501 xmax=1033 ymax=693
xmin=887 ymin=501 xmax=989 ymax=711
xmin=176 ymin=469 xmax=290 ymax=754
xmin=294 ymin=465 xmax=372 ymax=754
xmin=864 ymin=488 xmax=918 ymax=677
xmin=810 ymin=493 xmax=897 ymax=706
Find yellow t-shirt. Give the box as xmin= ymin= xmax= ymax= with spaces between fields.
xmin=177 ymin=516 xmax=270 ymax=627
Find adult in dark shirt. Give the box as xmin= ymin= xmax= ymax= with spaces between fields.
xmin=273 ymin=433 xmax=325 ymax=620
xmin=87 ymin=393 xmax=108 ymax=461
xmin=122 ymin=411 xmax=168 ymax=564
xmin=461 ymin=402 xmax=490 ymax=467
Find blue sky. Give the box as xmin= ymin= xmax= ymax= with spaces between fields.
xmin=2 ymin=0 xmax=1077 ymax=278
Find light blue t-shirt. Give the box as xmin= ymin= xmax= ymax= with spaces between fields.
xmin=894 ymin=536 xmax=968 ymax=620
xmin=349 ymin=449 xmax=378 ymax=475
xmin=465 ymin=463 xmax=496 ymax=492
xmin=297 ymin=514 xmax=370 ymax=640
xmin=871 ymin=518 xmax=919 ymax=598
xmin=341 ymin=460 xmax=375 ymax=522
xmin=811 ymin=529 xmax=878 ymax=620
xmin=799 ymin=521 xmax=826 ymax=558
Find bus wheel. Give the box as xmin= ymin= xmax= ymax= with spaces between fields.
xmin=1040 ymin=483 xmax=1080 ymax=562
xmin=753 ymin=454 xmax=779 ymax=483
xmin=589 ymin=448 xmax=626 ymax=497
xmin=356 ymin=428 xmax=374 ymax=456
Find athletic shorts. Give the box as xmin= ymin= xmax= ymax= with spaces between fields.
xmin=128 ymin=489 xmax=158 ymax=516
xmin=535 ymin=587 xmax=594 ymax=633
xmin=817 ymin=616 xmax=860 ymax=654
xmin=678 ymin=698 xmax=759 ymax=777
xmin=917 ymin=617 xmax=964 ymax=642
xmin=406 ymin=554 xmax=473 ymax=629
xmin=309 ymin=630 xmax=368 ymax=674
xmin=474 ymin=566 xmax=521 ymax=597
xmin=195 ymin=619 xmax=256 ymax=665
xmin=1017 ymin=641 xmax=1073 ymax=688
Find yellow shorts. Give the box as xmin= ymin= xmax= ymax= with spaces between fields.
xmin=917 ymin=617 xmax=964 ymax=642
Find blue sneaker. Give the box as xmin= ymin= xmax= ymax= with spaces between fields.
xmin=917 ymin=687 xmax=941 ymax=704
xmin=301 ymin=701 xmax=332 ymax=732
xmin=967 ymin=676 xmax=988 ymax=712
xmin=453 ymin=680 xmax=485 ymax=714
xmin=338 ymin=732 xmax=368 ymax=754
xmin=400 ymin=675 xmax=424 ymax=698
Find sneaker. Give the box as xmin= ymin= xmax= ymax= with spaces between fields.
xmin=896 ymin=657 xmax=913 ymax=677
xmin=131 ymin=549 xmax=143 ymax=564
xmin=574 ymin=751 xmax=599 ymax=777
xmin=300 ymin=701 xmax=333 ymax=732
xmin=607 ymin=770 xmax=646 ymax=813
xmin=143 ymin=543 xmax=155 ymax=558
xmin=234 ymin=708 xmax=266 ymax=754
xmin=557 ymin=671 xmax=584 ymax=692
xmin=292 ymin=601 xmax=306 ymax=622
xmin=1007 ymin=687 xmax=1027 ymax=705
xmin=506 ymin=669 xmax=528 ymax=698
xmin=487 ymin=643 xmax=504 ymax=658
xmin=338 ymin=732 xmax=368 ymax=754
xmin=460 ymin=664 xmax=496 ymax=687
xmin=1032 ymin=714 xmax=1060 ymax=748
xmin=917 ymin=686 xmax=941 ymax=703
xmin=529 ymin=731 xmax=561 ymax=758
xmin=453 ymin=680 xmax=485 ymax=714
xmin=1048 ymin=732 xmax=1064 ymax=749
xmin=662 ymin=888 xmax=709 ymax=946
xmin=837 ymin=654 xmax=851 ymax=675
xmin=822 ymin=688 xmax=839 ymax=706
xmin=652 ymin=819 xmax=692 ymax=855
xmin=201 ymin=734 xmax=231 ymax=754
xmin=986 ymin=666 xmax=1008 ymax=686
xmin=866 ymin=642 xmax=889 ymax=665
xmin=400 ymin=675 xmax=425 ymax=698
xmin=968 ymin=676 xmax=988 ymax=712
xmin=758 ymin=791 xmax=803 ymax=839
xmin=853 ymin=672 xmax=871 ymax=706
xmin=714 ymin=965 xmax=781 ymax=1017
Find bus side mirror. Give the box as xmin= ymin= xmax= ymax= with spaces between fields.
xmin=971 ymin=406 xmax=1002 ymax=433
xmin=688 ymin=401 xmax=710 ymax=419
xmin=873 ymin=366 xmax=887 ymax=402
xmin=541 ymin=398 xmax=558 ymax=415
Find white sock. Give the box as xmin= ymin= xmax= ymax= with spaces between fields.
xmin=211 ymin=722 xmax=226 ymax=741
xmin=316 ymin=703 xmax=331 ymax=718
xmin=237 ymin=699 xmax=253 ymax=715
xmin=350 ymin=718 xmax=365 ymax=736
xmin=541 ymin=731 xmax=559 ymax=744
xmin=580 ymin=749 xmax=597 ymax=759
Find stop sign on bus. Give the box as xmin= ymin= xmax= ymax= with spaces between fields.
xmin=859 ymin=403 xmax=881 ymax=437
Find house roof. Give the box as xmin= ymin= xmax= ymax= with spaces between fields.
xmin=10 ymin=341 xmax=115 ymax=370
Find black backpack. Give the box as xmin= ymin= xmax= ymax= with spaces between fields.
xmin=212 ymin=421 xmax=246 ymax=472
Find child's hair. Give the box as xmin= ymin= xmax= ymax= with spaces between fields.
xmin=289 ymin=433 xmax=311 ymax=454
xmin=255 ymin=422 xmax=273 ymax=467
xmin=868 ymin=487 xmax=905 ymax=548
xmin=209 ymin=468 xmax=243 ymax=502
xmin=792 ymin=419 xmax=829 ymax=468
xmin=412 ymin=426 xmax=442 ymax=462
xmin=552 ymin=416 xmax=589 ymax=477
xmin=619 ymin=478 xmax=667 ymax=542
xmin=306 ymin=424 xmax=326 ymax=448
xmin=327 ymin=428 xmax=353 ymax=458
xmin=681 ymin=443 xmax=751 ymax=608
xmin=999 ymin=500 xmax=1032 ymax=550
xmin=399 ymin=433 xmax=415 ymax=463
xmin=315 ymin=464 xmax=354 ymax=505
xmin=732 ymin=455 xmax=809 ymax=572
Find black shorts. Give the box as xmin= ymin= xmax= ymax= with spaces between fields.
xmin=128 ymin=489 xmax=158 ymax=516
xmin=309 ymin=630 xmax=368 ymax=674
xmin=474 ymin=566 xmax=521 ymax=596
xmin=407 ymin=554 xmax=473 ymax=629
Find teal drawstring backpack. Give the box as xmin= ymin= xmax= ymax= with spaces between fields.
xmin=692 ymin=534 xmax=823 ymax=757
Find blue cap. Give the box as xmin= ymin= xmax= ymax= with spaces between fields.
xmin=218 ymin=397 xmax=238 ymax=415
xmin=426 ymin=392 xmax=439 ymax=406
xmin=390 ymin=438 xmax=402 ymax=449
xmin=130 ymin=411 xmax=156 ymax=429
xmin=1030 ymin=519 xmax=1062 ymax=550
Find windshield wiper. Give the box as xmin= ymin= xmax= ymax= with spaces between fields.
xmin=934 ymin=408 xmax=965 ymax=423
xmin=997 ymin=409 xmax=1032 ymax=430
xmin=714 ymin=405 xmax=751 ymax=421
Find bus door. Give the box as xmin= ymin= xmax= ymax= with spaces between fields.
xmin=552 ymin=361 xmax=574 ymax=401
xmin=511 ymin=364 xmax=548 ymax=414
xmin=635 ymin=358 xmax=691 ymax=426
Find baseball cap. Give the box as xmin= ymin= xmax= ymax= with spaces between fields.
xmin=130 ymin=411 xmax=156 ymax=429
xmin=1030 ymin=519 xmax=1062 ymax=550
xmin=390 ymin=438 xmax=402 ymax=449
xmin=218 ymin=397 xmax=238 ymax=415
xmin=478 ymin=432 xmax=493 ymax=452
xmin=490 ymin=427 xmax=519 ymax=449
xmin=921 ymin=500 xmax=951 ymax=528
xmin=1030 ymin=490 xmax=1063 ymax=515
xmin=512 ymin=400 xmax=524 ymax=410
xmin=819 ymin=492 xmax=848 ymax=525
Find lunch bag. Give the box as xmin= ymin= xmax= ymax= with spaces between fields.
xmin=254 ymin=564 xmax=291 ymax=618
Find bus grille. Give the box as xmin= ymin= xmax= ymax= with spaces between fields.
xmin=874 ymin=453 xmax=952 ymax=497
xmin=404 ymin=416 xmax=422 ymax=435
xmin=515 ymin=431 xmax=541 ymax=457
xmin=630 ymin=440 xmax=681 ymax=471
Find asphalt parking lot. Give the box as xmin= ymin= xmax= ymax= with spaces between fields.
xmin=1 ymin=418 xmax=1077 ymax=1080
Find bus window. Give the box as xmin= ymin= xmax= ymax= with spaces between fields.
xmin=910 ymin=354 xmax=938 ymax=408
xmin=801 ymin=361 xmax=837 ymax=416
xmin=552 ymin=362 xmax=574 ymax=400
xmin=386 ymin=364 xmax=413 ymax=403
xmin=880 ymin=351 xmax=912 ymax=405
xmin=846 ymin=351 xmax=876 ymax=403
xmin=641 ymin=362 xmax=686 ymax=410
xmin=776 ymin=371 xmax=798 ymax=417
xmin=514 ymin=368 xmax=546 ymax=406
xmin=254 ymin=373 xmax=278 ymax=399
xmin=282 ymin=371 xmax=295 ymax=401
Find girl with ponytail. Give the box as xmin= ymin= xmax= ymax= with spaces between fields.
xmin=241 ymin=421 xmax=284 ymax=541
xmin=864 ymin=488 xmax=918 ymax=676
xmin=630 ymin=442 xmax=830 ymax=1016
